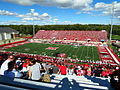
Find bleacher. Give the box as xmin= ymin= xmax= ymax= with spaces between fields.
xmin=0 ymin=74 xmax=112 ymax=90
xmin=33 ymin=30 xmax=107 ymax=42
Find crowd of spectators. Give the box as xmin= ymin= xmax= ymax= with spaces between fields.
xmin=33 ymin=30 xmax=107 ymax=42
xmin=0 ymin=53 xmax=120 ymax=89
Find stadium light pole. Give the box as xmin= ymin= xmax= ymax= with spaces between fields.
xmin=109 ymin=2 xmax=115 ymax=42
xmin=33 ymin=25 xmax=35 ymax=36
xmin=33 ymin=21 xmax=35 ymax=36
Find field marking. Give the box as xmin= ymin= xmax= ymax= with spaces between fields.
xmin=105 ymin=47 xmax=120 ymax=64
xmin=5 ymin=43 xmax=100 ymax=61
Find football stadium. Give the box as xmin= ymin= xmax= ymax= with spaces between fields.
xmin=0 ymin=0 xmax=120 ymax=89
xmin=1 ymin=30 xmax=119 ymax=64
xmin=0 ymin=29 xmax=120 ymax=89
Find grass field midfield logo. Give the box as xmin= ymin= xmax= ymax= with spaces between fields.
xmin=46 ymin=47 xmax=59 ymax=50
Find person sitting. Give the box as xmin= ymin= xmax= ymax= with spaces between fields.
xmin=12 ymin=64 xmax=23 ymax=78
xmin=110 ymin=67 xmax=120 ymax=90
xmin=4 ymin=61 xmax=15 ymax=78
xmin=59 ymin=64 xmax=67 ymax=75
xmin=101 ymin=68 xmax=109 ymax=78
xmin=76 ymin=66 xmax=83 ymax=76
xmin=0 ymin=55 xmax=15 ymax=75
xmin=0 ymin=56 xmax=5 ymax=68
xmin=28 ymin=60 xmax=43 ymax=81
xmin=68 ymin=65 xmax=74 ymax=75
xmin=52 ymin=64 xmax=59 ymax=74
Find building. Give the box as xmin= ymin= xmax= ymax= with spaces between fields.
xmin=0 ymin=27 xmax=19 ymax=40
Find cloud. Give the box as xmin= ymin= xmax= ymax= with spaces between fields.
xmin=53 ymin=18 xmax=58 ymax=21
xmin=0 ymin=9 xmax=51 ymax=21
xmin=0 ymin=10 xmax=18 ymax=16
xmin=76 ymin=1 xmax=120 ymax=19
xmin=0 ymin=9 xmax=59 ymax=25
xmin=4 ymin=0 xmax=93 ymax=10
xmin=3 ymin=0 xmax=120 ymax=18
xmin=4 ymin=0 xmax=120 ymax=19
xmin=1 ymin=0 xmax=120 ymax=25
xmin=62 ymin=21 xmax=73 ymax=24
xmin=94 ymin=2 xmax=111 ymax=11
xmin=52 ymin=18 xmax=59 ymax=24
xmin=41 ymin=13 xmax=49 ymax=17
xmin=4 ymin=0 xmax=34 ymax=6
xmin=16 ymin=9 xmax=51 ymax=21
xmin=0 ymin=20 xmax=28 ymax=25
xmin=23 ymin=9 xmax=50 ymax=21
xmin=94 ymin=2 xmax=120 ymax=18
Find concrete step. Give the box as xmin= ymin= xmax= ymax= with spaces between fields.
xmin=0 ymin=75 xmax=113 ymax=90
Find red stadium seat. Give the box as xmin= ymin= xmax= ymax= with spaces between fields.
xmin=33 ymin=30 xmax=107 ymax=42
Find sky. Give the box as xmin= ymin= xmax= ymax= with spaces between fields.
xmin=0 ymin=0 xmax=120 ymax=25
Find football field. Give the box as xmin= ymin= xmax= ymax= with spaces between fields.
xmin=5 ymin=43 xmax=100 ymax=61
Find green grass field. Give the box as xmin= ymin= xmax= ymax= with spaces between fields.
xmin=112 ymin=46 xmax=120 ymax=58
xmin=5 ymin=43 xmax=100 ymax=61
xmin=112 ymin=35 xmax=120 ymax=40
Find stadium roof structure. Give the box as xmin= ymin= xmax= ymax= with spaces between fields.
xmin=0 ymin=27 xmax=18 ymax=33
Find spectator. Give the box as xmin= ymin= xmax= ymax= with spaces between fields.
xmin=16 ymin=58 xmax=22 ymax=66
xmin=110 ymin=67 xmax=120 ymax=90
xmin=59 ymin=64 xmax=67 ymax=75
xmin=93 ymin=67 xmax=103 ymax=77
xmin=21 ymin=59 xmax=30 ymax=72
xmin=16 ymin=57 xmax=23 ymax=71
xmin=45 ymin=63 xmax=53 ymax=74
xmin=12 ymin=64 xmax=23 ymax=78
xmin=0 ymin=55 xmax=15 ymax=75
xmin=52 ymin=64 xmax=59 ymax=74
xmin=68 ymin=65 xmax=74 ymax=75
xmin=101 ymin=68 xmax=109 ymax=78
xmin=76 ymin=66 xmax=83 ymax=76
xmin=4 ymin=61 xmax=15 ymax=78
xmin=0 ymin=56 xmax=5 ymax=68
xmin=74 ymin=66 xmax=78 ymax=75
xmin=87 ymin=67 xmax=91 ymax=76
xmin=28 ymin=60 xmax=42 ymax=80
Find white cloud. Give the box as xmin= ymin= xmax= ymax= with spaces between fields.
xmin=22 ymin=17 xmax=34 ymax=21
xmin=94 ymin=2 xmax=111 ymax=10
xmin=0 ymin=9 xmax=59 ymax=25
xmin=16 ymin=9 xmax=51 ymax=21
xmin=75 ymin=1 xmax=120 ymax=19
xmin=33 ymin=12 xmax=39 ymax=16
xmin=4 ymin=0 xmax=93 ymax=10
xmin=53 ymin=18 xmax=59 ymax=24
xmin=0 ymin=20 xmax=28 ymax=25
xmin=4 ymin=0 xmax=34 ymax=6
xmin=41 ymin=13 xmax=49 ymax=17
xmin=1 ymin=0 xmax=120 ymax=25
xmin=3 ymin=0 xmax=120 ymax=19
xmin=62 ymin=21 xmax=73 ymax=24
xmin=118 ymin=16 xmax=120 ymax=18
xmin=0 ymin=10 xmax=17 ymax=16
xmin=53 ymin=18 xmax=58 ymax=21
xmin=30 ymin=9 xmax=35 ymax=13
xmin=94 ymin=2 xmax=120 ymax=18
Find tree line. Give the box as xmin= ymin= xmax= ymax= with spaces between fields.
xmin=0 ymin=24 xmax=120 ymax=36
